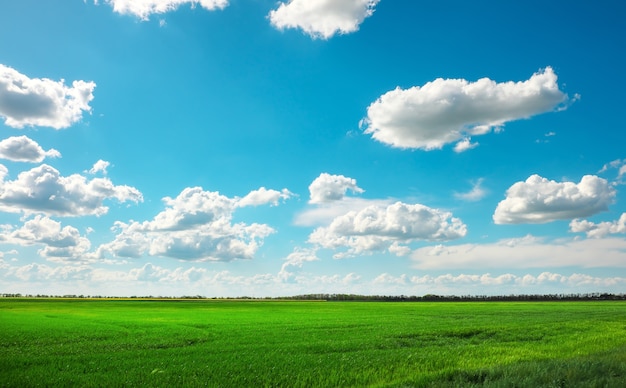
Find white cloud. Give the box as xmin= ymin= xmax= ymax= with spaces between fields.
xmin=3 ymin=259 xmax=626 ymax=297
xmin=411 ymin=235 xmax=626 ymax=270
xmin=599 ymin=158 xmax=625 ymax=173
xmin=301 ymin=173 xmax=466 ymax=258
xmin=535 ymin=131 xmax=557 ymax=144
xmin=127 ymin=262 xmax=207 ymax=282
xmin=388 ymin=241 xmax=411 ymax=256
xmin=598 ymin=158 xmax=626 ymax=183
xmin=0 ymin=164 xmax=143 ymax=217
xmin=296 ymin=197 xmax=391 ymax=226
xmin=0 ymin=136 xmax=60 ymax=163
xmin=493 ymin=174 xmax=614 ymax=224
xmin=268 ymin=0 xmax=379 ymax=39
xmin=373 ymin=273 xmax=407 ymax=285
xmin=0 ymin=64 xmax=95 ymax=129
xmin=7 ymin=262 xmax=92 ymax=282
xmin=237 ymin=187 xmax=293 ymax=207
xmin=98 ymin=186 xmax=288 ymax=261
xmin=454 ymin=178 xmax=487 ymax=202
xmin=278 ymin=247 xmax=319 ymax=282
xmin=98 ymin=0 xmax=229 ymax=20
xmin=570 ymin=213 xmax=626 ymax=238
xmin=296 ymin=173 xmax=374 ymax=226
xmin=308 ymin=172 xmax=364 ymax=204
xmin=0 ymin=215 xmax=91 ymax=262
xmin=453 ymin=137 xmax=479 ymax=153
xmin=309 ymin=201 xmax=466 ymax=259
xmin=361 ymin=67 xmax=570 ymax=150
xmin=409 ymin=271 xmax=626 ymax=289
xmin=88 ymin=160 xmax=110 ymax=175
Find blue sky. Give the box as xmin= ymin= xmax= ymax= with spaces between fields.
xmin=1 ymin=0 xmax=625 ymax=297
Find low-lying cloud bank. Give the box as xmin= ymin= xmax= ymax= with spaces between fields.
xmin=2 ymin=259 xmax=624 ymax=297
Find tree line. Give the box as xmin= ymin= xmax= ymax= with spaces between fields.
xmin=2 ymin=292 xmax=626 ymax=301
xmin=279 ymin=293 xmax=626 ymax=301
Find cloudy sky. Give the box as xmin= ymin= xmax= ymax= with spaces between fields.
xmin=1 ymin=0 xmax=625 ymax=297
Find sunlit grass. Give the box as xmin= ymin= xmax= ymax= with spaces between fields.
xmin=1 ymin=299 xmax=625 ymax=386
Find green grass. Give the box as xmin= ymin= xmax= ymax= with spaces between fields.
xmin=1 ymin=299 xmax=626 ymax=387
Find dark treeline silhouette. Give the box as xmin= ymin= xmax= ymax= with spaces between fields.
xmin=279 ymin=293 xmax=626 ymax=302
xmin=2 ymin=292 xmax=626 ymax=301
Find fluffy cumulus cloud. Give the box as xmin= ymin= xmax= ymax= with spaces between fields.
xmin=570 ymin=213 xmax=626 ymax=238
xmin=237 ymin=187 xmax=293 ymax=207
xmin=0 ymin=136 xmax=60 ymax=163
xmin=361 ymin=67 xmax=570 ymax=150
xmin=0 ymin=164 xmax=142 ymax=217
xmin=0 ymin=216 xmax=91 ymax=262
xmin=309 ymin=201 xmax=466 ymax=259
xmin=268 ymin=0 xmax=380 ymax=39
xmin=308 ymin=172 xmax=364 ymax=204
xmin=96 ymin=0 xmax=229 ymax=20
xmin=493 ymin=174 xmax=615 ymax=224
xmin=297 ymin=172 xmax=389 ymax=226
xmin=88 ymin=160 xmax=110 ymax=175
xmin=411 ymin=235 xmax=626 ymax=270
xmin=97 ymin=186 xmax=290 ymax=261
xmin=0 ymin=64 xmax=95 ymax=129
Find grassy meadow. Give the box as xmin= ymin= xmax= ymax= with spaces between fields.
xmin=1 ymin=299 xmax=626 ymax=387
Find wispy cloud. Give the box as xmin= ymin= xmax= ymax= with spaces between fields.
xmin=454 ymin=178 xmax=487 ymax=202
xmin=278 ymin=247 xmax=319 ymax=282
xmin=411 ymin=235 xmax=626 ymax=269
xmin=598 ymin=158 xmax=626 ymax=184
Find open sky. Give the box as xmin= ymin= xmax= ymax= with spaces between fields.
xmin=1 ymin=0 xmax=625 ymax=297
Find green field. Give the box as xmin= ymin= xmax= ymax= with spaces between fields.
xmin=1 ymin=299 xmax=626 ymax=387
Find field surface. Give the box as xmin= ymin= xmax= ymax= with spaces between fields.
xmin=1 ymin=299 xmax=626 ymax=387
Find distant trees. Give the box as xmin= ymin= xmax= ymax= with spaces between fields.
xmin=2 ymin=292 xmax=626 ymax=301
xmin=277 ymin=293 xmax=626 ymax=302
